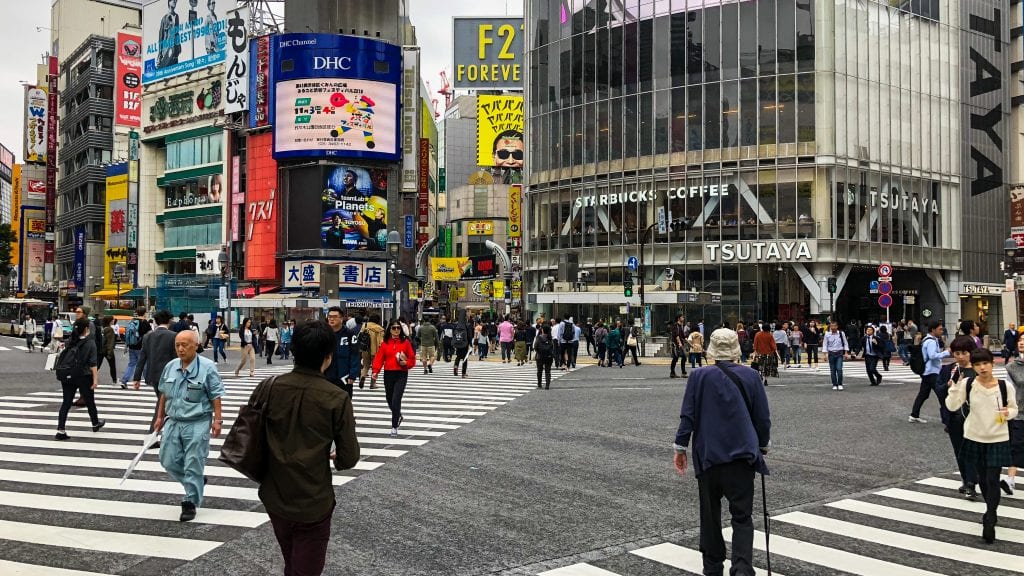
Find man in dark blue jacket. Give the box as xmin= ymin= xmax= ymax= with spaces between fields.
xmin=674 ymin=328 xmax=771 ymax=576
xmin=324 ymin=307 xmax=360 ymax=398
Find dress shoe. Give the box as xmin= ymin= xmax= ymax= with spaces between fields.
xmin=180 ymin=501 xmax=197 ymax=522
xmin=982 ymin=512 xmax=996 ymax=543
xmin=92 ymin=420 xmax=105 ymax=432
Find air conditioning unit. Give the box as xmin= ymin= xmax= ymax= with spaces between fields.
xmin=553 ymin=282 xmax=573 ymax=292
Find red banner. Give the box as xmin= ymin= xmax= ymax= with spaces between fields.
xmin=114 ymin=32 xmax=142 ymax=127
xmin=244 ymin=133 xmax=278 ymax=280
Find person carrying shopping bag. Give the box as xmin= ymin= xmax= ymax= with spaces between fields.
xmin=371 ymin=321 xmax=416 ymax=437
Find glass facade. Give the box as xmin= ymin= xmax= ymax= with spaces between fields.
xmin=166 ymin=134 xmax=224 ymax=171
xmin=524 ymin=0 xmax=964 ymax=327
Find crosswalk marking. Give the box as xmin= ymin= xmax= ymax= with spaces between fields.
xmin=917 ymin=476 xmax=1024 ymax=501
xmin=0 ymin=361 xmax=558 ymax=574
xmin=827 ymin=499 xmax=1024 ymax=544
xmin=538 ymin=563 xmax=623 ymax=576
xmin=630 ymin=542 xmax=779 ymax=576
xmin=875 ymin=487 xmax=1024 ymax=519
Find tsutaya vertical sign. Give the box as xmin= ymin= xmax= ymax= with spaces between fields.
xmin=962 ymin=0 xmax=1009 ymax=197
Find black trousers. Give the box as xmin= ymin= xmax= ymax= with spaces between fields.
xmin=453 ymin=347 xmax=468 ymax=375
xmin=265 ymin=342 xmax=277 ymax=363
xmin=671 ymin=346 xmax=688 ymax=375
xmin=910 ymin=373 xmax=940 ymax=418
xmin=96 ymin=353 xmax=117 ymax=383
xmin=383 ymin=370 xmax=408 ymax=428
xmin=864 ymin=354 xmax=881 ymax=385
xmin=698 ymin=460 xmax=756 ymax=576
xmin=268 ymin=505 xmax=334 ymax=576
xmin=58 ymin=373 xmax=100 ymax=430
xmin=536 ymin=357 xmax=552 ymax=388
xmin=805 ymin=344 xmax=819 ymax=365
xmin=947 ymin=415 xmax=977 ymax=486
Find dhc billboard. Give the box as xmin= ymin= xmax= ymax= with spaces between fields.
xmin=269 ymin=33 xmax=402 ymax=162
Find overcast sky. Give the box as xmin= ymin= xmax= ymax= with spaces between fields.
xmin=0 ymin=1 xmax=521 ymax=163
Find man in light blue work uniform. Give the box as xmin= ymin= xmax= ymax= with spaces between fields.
xmin=154 ymin=329 xmax=224 ymax=522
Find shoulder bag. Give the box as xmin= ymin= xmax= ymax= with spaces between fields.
xmin=218 ymin=374 xmax=281 ymax=483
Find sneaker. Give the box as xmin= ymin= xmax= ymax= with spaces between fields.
xmin=92 ymin=420 xmax=105 ymax=433
xmin=832 ymin=386 xmax=839 ymax=391
xmin=1000 ymin=479 xmax=1014 ymax=496
xmin=180 ymin=501 xmax=197 ymax=522
xmin=958 ymin=483 xmax=971 ymax=495
xmin=908 ymin=416 xmax=927 ymax=423
xmin=389 ymin=428 xmax=398 ymax=437
xmin=429 ymin=365 xmax=433 ymax=373
xmin=965 ymin=485 xmax=979 ymax=501
xmin=55 ymin=431 xmax=69 ymax=440
xmin=837 ymin=385 xmax=844 ymax=391
xmin=119 ymin=382 xmax=127 ymax=390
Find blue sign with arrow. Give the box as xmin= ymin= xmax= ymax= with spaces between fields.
xmin=627 ymin=256 xmax=639 ymax=272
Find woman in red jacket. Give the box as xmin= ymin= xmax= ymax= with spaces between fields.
xmin=371 ymin=320 xmax=416 ymax=437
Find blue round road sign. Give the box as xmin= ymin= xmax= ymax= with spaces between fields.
xmin=878 ymin=281 xmax=893 ymax=295
xmin=627 ymin=256 xmax=639 ymax=271
xmin=878 ymin=294 xmax=893 ymax=308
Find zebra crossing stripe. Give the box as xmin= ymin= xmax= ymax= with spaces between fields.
xmin=827 ymin=499 xmax=1024 ymax=544
xmin=630 ymin=542 xmax=778 ymax=576
xmin=0 ymin=468 xmax=261 ymax=501
xmin=0 ymin=559 xmax=115 ymax=576
xmin=875 ymin=487 xmax=1024 ymax=520
xmin=0 ymin=518 xmax=222 ymax=560
xmin=916 ymin=476 xmax=1024 ymax=501
xmin=0 ymin=490 xmax=265 ymax=527
xmin=538 ymin=563 xmax=622 ymax=576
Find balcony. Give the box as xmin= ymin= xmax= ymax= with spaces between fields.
xmin=65 ymin=67 xmax=114 ymax=101
xmin=57 ymin=164 xmax=106 ymax=194
xmin=62 ymin=98 xmax=114 ymax=134
xmin=59 ymin=130 xmax=112 ymax=166
xmin=55 ymin=203 xmax=105 ymax=232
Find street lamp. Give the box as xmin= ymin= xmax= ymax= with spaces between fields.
xmin=218 ymin=247 xmax=232 ymax=329
xmin=1004 ymin=237 xmax=1018 ymax=279
xmin=387 ymin=230 xmax=401 ymax=322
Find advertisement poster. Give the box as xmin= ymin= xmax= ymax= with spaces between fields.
xmin=508 ymin=184 xmax=522 ymax=238
xmin=10 ymin=165 xmax=20 ymax=268
xmin=275 ymin=79 xmax=398 ymax=158
xmin=24 ymin=86 xmax=46 ymax=163
xmin=477 ymin=95 xmax=524 ymax=168
xmin=320 ymin=165 xmax=388 ymax=251
xmin=467 ymin=221 xmax=494 ymax=235
xmin=452 ymin=17 xmax=524 ymax=90
xmin=23 ymin=208 xmax=46 ymax=290
xmin=73 ymin=226 xmax=86 ymax=291
xmin=142 ymin=0 xmax=237 ymax=84
xmin=462 ymin=255 xmax=497 ymax=280
xmin=249 ymin=35 xmax=270 ymax=128
xmin=105 ymin=164 xmax=128 ymax=289
xmin=430 ymin=257 xmax=470 ymax=282
xmin=223 ymin=7 xmax=249 ymax=114
xmin=164 ymin=172 xmax=224 ymax=209
xmin=115 ymin=32 xmax=143 ymax=127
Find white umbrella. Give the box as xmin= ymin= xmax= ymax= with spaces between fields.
xmin=120 ymin=431 xmax=161 ymax=484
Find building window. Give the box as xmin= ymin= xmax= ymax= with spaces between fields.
xmin=166 ymin=134 xmax=224 ymax=171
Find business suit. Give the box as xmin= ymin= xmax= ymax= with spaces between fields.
xmin=133 ymin=326 xmax=178 ymax=431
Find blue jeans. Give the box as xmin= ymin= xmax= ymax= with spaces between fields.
xmin=212 ymin=338 xmax=227 ymax=362
xmin=827 ymin=352 xmax=844 ymax=387
xmin=898 ymin=342 xmax=910 ymax=363
xmin=121 ymin=348 xmax=141 ymax=385
xmin=278 ymin=341 xmax=290 ymax=359
xmin=477 ymin=342 xmax=489 ymax=360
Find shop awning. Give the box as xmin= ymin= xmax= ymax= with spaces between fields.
xmin=235 ymin=286 xmax=281 ymax=298
xmin=123 ymin=288 xmax=148 ymax=298
xmin=89 ymin=288 xmax=131 ymax=299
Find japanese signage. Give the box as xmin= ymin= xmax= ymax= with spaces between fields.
xmin=704 ymin=240 xmax=816 ymax=263
xmin=962 ymin=283 xmax=1004 ymax=295
xmin=195 ymin=247 xmax=222 ymax=275
xmin=73 ymin=226 xmax=86 ymax=293
xmin=244 ymin=132 xmax=278 ymax=280
xmin=142 ymin=0 xmax=237 ymax=84
xmin=320 ymin=165 xmax=388 ymax=251
xmin=115 ymin=32 xmax=143 ymax=127
xmin=284 ymin=259 xmax=388 ymax=290
xmin=223 ymin=7 xmax=249 ymax=114
xmin=145 ymin=79 xmax=223 ymax=134
xmin=477 ymin=95 xmax=524 ymax=168
xmin=404 ymin=215 xmax=414 ymax=249
xmin=462 ymin=255 xmax=497 ymax=280
xmin=452 ymin=17 xmax=523 ymax=89
xmin=418 ymin=138 xmax=430 ymax=230
xmin=1011 ymin=185 xmax=1024 ymax=247
xmin=249 ymin=35 xmax=270 ymax=128
xmin=25 ymin=219 xmax=45 ymax=239
xmin=24 ymin=86 xmax=46 ymax=163
xmin=46 ymin=56 xmax=57 ymax=270
xmin=430 ymin=257 xmax=470 ymax=282
xmin=26 ymin=179 xmax=45 ymax=200
xmin=508 ymin=184 xmax=522 ymax=238
xmin=270 ymin=33 xmax=401 ymax=161
xmin=467 ymin=220 xmax=494 ymax=236
xmin=22 ymin=208 xmax=45 ymax=290
xmin=104 ymin=164 xmax=128 ymax=289
xmin=10 ymin=164 xmax=20 ymax=267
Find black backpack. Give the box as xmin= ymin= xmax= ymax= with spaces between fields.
xmin=561 ymin=320 xmax=574 ymax=342
xmin=535 ymin=334 xmax=553 ymax=359
xmin=54 ymin=342 xmax=81 ymax=382
xmin=358 ymin=329 xmax=372 ymax=352
xmin=907 ymin=336 xmax=933 ymax=375
xmin=453 ymin=326 xmax=469 ymax=349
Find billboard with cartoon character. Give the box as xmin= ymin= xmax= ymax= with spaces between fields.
xmin=270 ymin=33 xmax=401 ymax=162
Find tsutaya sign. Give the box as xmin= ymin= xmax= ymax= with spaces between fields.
xmin=574 ymin=185 xmax=736 ymax=208
xmin=871 ymin=185 xmax=939 ymax=215
xmin=705 ymin=240 xmax=816 ymax=263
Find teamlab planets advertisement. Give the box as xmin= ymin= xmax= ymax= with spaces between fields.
xmin=320 ymin=165 xmax=389 ymax=251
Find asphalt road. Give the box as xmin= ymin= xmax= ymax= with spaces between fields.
xmin=0 ymin=352 xmax=1017 ymax=575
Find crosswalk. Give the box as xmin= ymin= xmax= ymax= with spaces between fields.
xmin=538 ymin=471 xmax=1024 ymax=576
xmin=0 ymin=360 xmax=557 ymax=575
xmin=777 ymin=361 xmax=1009 ymax=385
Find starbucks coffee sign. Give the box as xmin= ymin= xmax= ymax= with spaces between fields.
xmin=705 ymin=240 xmax=815 ymax=263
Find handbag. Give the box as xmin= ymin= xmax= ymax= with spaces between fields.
xmin=218 ymin=374 xmax=280 ymax=483
xmin=627 ymin=334 xmax=638 ymax=347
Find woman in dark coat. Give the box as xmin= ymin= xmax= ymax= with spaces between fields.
xmin=55 ymin=318 xmax=104 ymax=440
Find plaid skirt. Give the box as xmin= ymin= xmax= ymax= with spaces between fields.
xmin=753 ymin=353 xmax=778 ymax=379
xmin=959 ymin=438 xmax=1012 ymax=469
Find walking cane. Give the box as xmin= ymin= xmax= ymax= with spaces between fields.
xmin=762 ymin=473 xmax=772 ymax=575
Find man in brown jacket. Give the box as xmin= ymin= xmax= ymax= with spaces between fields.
xmin=358 ymin=313 xmax=385 ymax=389
xmin=258 ymin=319 xmax=360 ymax=576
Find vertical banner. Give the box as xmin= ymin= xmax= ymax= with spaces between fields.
xmin=223 ymin=7 xmax=250 ymax=114
xmin=114 ymin=32 xmax=143 ymax=127
xmin=508 ymin=184 xmax=522 ymax=238
xmin=73 ymin=227 xmax=86 ymax=294
xmin=231 ymin=154 xmax=242 ymax=241
xmin=445 ymin=226 xmax=453 ymax=257
xmin=401 ymin=47 xmax=420 ymax=191
xmin=24 ymin=86 xmax=46 ymax=163
xmin=404 ymin=215 xmax=414 ymax=249
xmin=127 ymin=131 xmax=139 ymax=278
xmin=418 ymin=138 xmax=430 ymax=247
xmin=45 ymin=56 xmax=58 ymax=275
xmin=104 ymin=164 xmax=128 ymax=289
xmin=1012 ymin=185 xmax=1024 ymax=246
xmin=249 ymin=35 xmax=270 ymax=128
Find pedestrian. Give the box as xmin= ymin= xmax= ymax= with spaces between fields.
xmin=687 ymin=327 xmax=704 ymax=369
xmin=1004 ymin=323 xmax=1019 ymax=363
xmin=187 ymin=315 xmax=203 ymax=353
xmin=97 ymin=316 xmax=118 ymax=385
xmin=203 ymin=318 xmax=216 ymax=350
xmin=961 ymin=319 xmax=982 ymax=350
xmin=50 ymin=314 xmax=64 ymax=352
xmin=773 ymin=322 xmax=790 ymax=367
xmin=910 ymin=320 xmax=949 ymax=423
xmin=258 ymin=320 xmax=360 ymax=576
xmin=670 ymin=315 xmax=688 ymax=378
xmin=531 ymin=325 xmax=553 ymax=389
xmin=440 ymin=316 xmax=454 ymax=362
xmin=583 ymin=318 xmax=595 ymax=357
xmin=153 ymin=330 xmax=224 ymax=522
xmin=371 ymin=320 xmax=416 ymax=437
xmin=945 ymin=348 xmax=1018 ymax=543
xmin=54 ymin=318 xmax=105 ymax=440
xmin=568 ymin=319 xmax=582 ymax=368
xmin=514 ymin=322 xmax=529 ymax=366
xmin=895 ymin=320 xmax=907 ymax=363
xmin=752 ymin=324 xmax=778 ymax=386
xmin=1002 ymin=335 xmax=1024 ymax=496
xmin=803 ymin=319 xmax=821 ymax=370
xmin=120 ymin=308 xmax=151 ymax=388
xmin=324 ymin=307 xmax=360 ymax=397
xmin=234 ymin=317 xmax=257 ymax=378
xmin=877 ymin=325 xmax=894 ymax=371
xmin=525 ymin=321 xmax=537 ymax=361
xmin=277 ymin=321 xmax=293 ymax=359
xmin=862 ymin=325 xmax=883 ymax=386
xmin=788 ymin=323 xmax=803 ymax=368
xmin=171 ymin=312 xmax=190 ymax=333
xmin=823 ymin=320 xmax=850 ymax=391
xmin=498 ymin=316 xmax=516 ymax=363
xmin=263 ymin=319 xmax=279 ymax=364
xmin=594 ymin=322 xmax=609 ymax=367
xmin=417 ymin=319 xmax=438 ymax=373
xmin=937 ymin=335 xmax=979 ymax=500
xmin=22 ymin=314 xmax=36 ymax=352
xmin=42 ymin=316 xmax=52 ymax=351
xmin=604 ymin=322 xmax=623 ymax=368
xmin=132 ymin=310 xmax=178 ymax=436
xmin=673 ymin=328 xmax=771 ymax=576
xmin=474 ymin=322 xmax=489 ymax=359
xmin=551 ymin=318 xmax=564 ymax=369
xmin=904 ymin=319 xmax=919 ymax=362
xmin=211 ymin=316 xmax=228 ymax=363
xmin=452 ymin=319 xmax=471 ymax=378
xmin=736 ymin=322 xmax=751 ymax=365
xmin=357 ymin=314 xmax=384 ymax=389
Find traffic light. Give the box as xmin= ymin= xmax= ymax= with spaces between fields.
xmin=827 ymin=276 xmax=837 ymax=294
xmin=624 ymin=277 xmax=634 ymax=297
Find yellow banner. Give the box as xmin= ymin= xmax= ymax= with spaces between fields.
xmin=104 ymin=170 xmax=129 ymax=289
xmin=467 ymin=220 xmax=494 ymax=236
xmin=431 ymin=257 xmax=470 ymax=281
xmin=10 ymin=164 xmax=20 ymax=267
xmin=508 ymin=184 xmax=521 ymax=238
xmin=477 ymin=95 xmax=523 ymax=168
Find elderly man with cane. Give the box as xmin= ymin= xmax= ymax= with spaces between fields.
xmin=153 ymin=329 xmax=224 ymax=522
xmin=674 ymin=327 xmax=772 ymax=576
